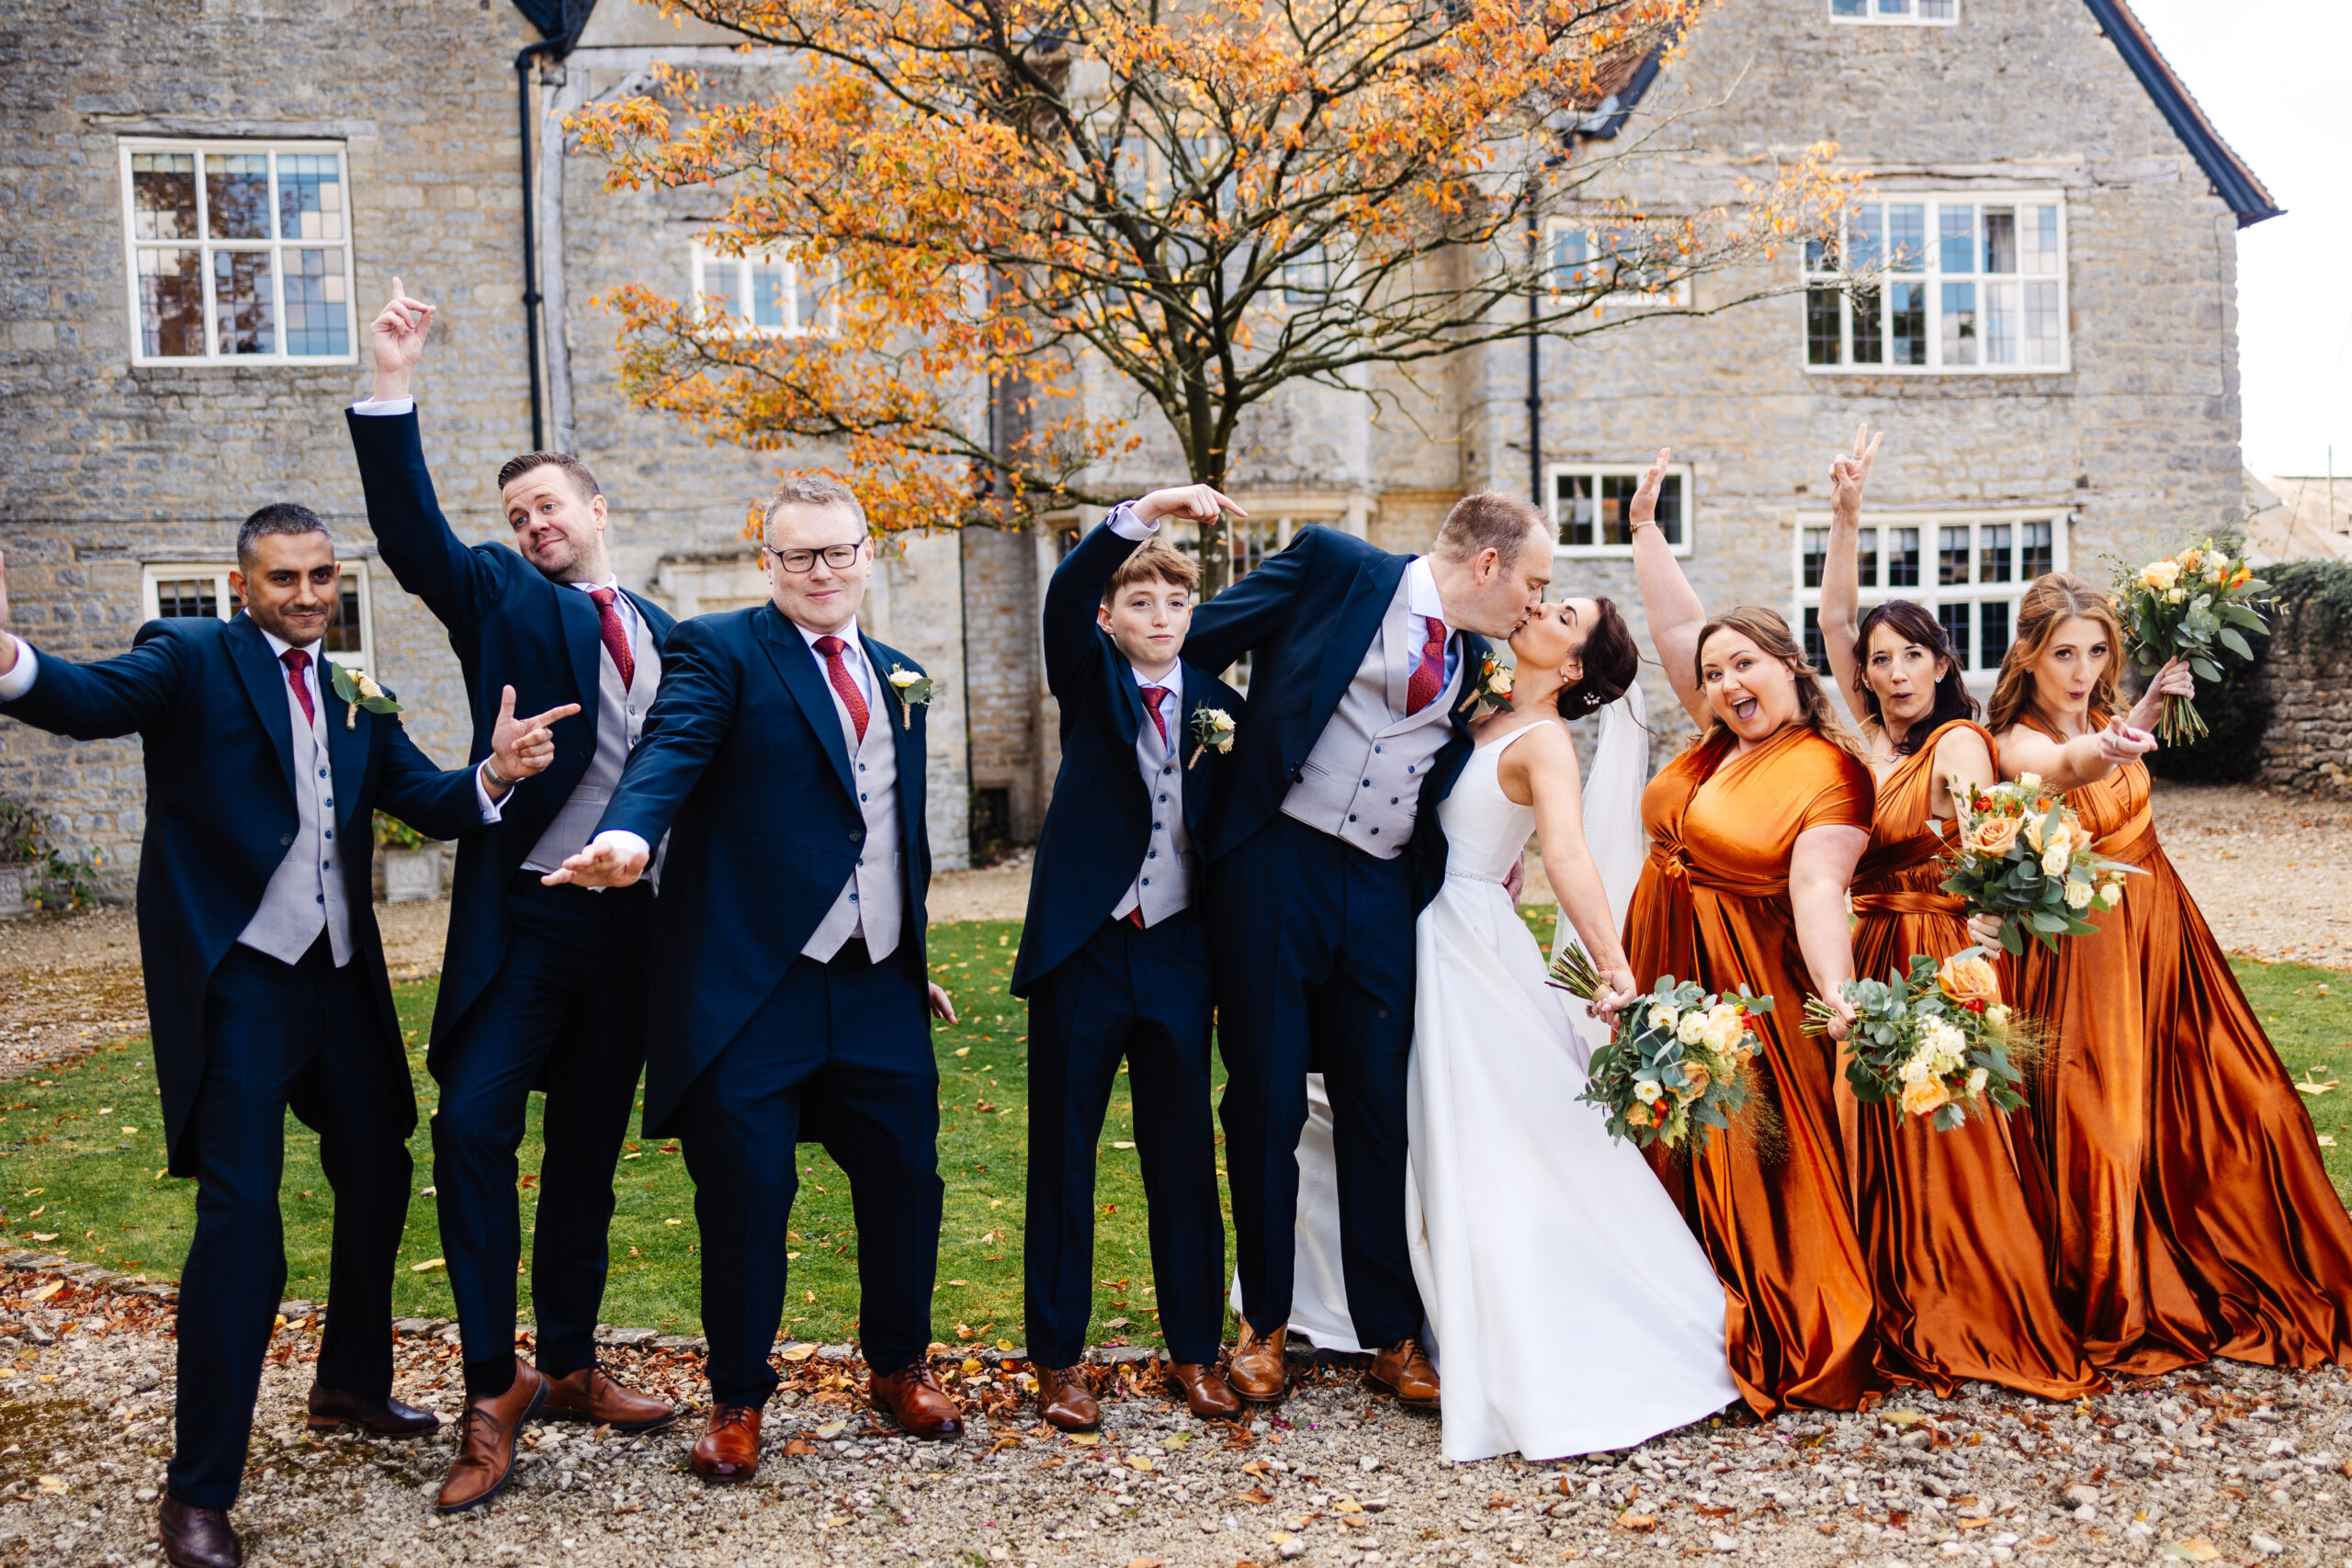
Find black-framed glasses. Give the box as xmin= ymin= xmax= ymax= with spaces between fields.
xmin=764 ymin=540 xmax=866 ymax=573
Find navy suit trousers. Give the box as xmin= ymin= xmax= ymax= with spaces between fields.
xmin=170 ymin=938 xmax=413 ymax=1511
xmin=1210 ymin=815 xmax=1422 ymax=1348
xmin=1023 ymin=908 xmax=1224 ymax=1368
xmin=678 ymin=941 xmax=942 ymax=1405
xmin=429 ymin=874 xmax=651 ymax=1382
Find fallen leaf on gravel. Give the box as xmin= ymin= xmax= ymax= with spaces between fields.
xmin=409 ymin=1258 xmax=445 ymax=1273
xmin=1238 ymin=1486 xmax=1275 ymax=1506
xmin=34 ymin=1476 xmax=63 ymax=1495
xmin=814 ymin=1420 xmax=847 ymax=1439
xmin=1065 ymin=1432 xmax=1100 ymax=1447
xmin=1242 ymin=1460 xmax=1271 ymax=1475
xmin=1126 ymin=1556 xmax=1165 ymax=1568
xmin=2162 ymin=1540 xmax=2222 ymax=1562
xmin=989 ymin=1437 xmax=1023 ymax=1453
xmin=1126 ymin=1456 xmax=1156 ymax=1472
xmin=1166 ymin=1433 xmax=1192 ymax=1448
xmin=23 ymin=1281 xmax=62 ymax=1303
xmin=783 ymin=1439 xmax=816 ymax=1457
xmin=781 ymin=1345 xmax=817 ymax=1362
xmin=1268 ymin=1532 xmax=1296 ymax=1546
xmin=1884 ymin=1409 xmax=1926 ymax=1427
xmin=1615 ymin=1511 xmax=1657 ymax=1531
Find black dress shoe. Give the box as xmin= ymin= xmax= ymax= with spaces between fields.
xmin=305 ymin=1382 xmax=441 ymax=1437
xmin=159 ymin=1495 xmax=243 ymax=1568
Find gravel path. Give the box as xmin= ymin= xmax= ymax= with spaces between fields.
xmin=8 ymin=1262 xmax=2350 ymax=1568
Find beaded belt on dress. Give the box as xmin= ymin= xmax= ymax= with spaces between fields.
xmin=1445 ymin=868 xmax=1508 ymax=885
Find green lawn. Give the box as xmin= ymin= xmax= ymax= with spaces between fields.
xmin=0 ymin=917 xmax=2345 ymax=1352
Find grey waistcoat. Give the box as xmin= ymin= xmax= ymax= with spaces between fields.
xmin=803 ymin=671 xmax=904 ymax=964
xmin=523 ymin=604 xmax=661 ymax=876
xmin=240 ymin=659 xmax=353 ymax=966
xmin=1110 ymin=693 xmax=1195 ymax=925
xmin=1279 ymin=573 xmax=1464 ymax=860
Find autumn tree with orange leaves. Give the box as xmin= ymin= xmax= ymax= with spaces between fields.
xmin=573 ymin=0 xmax=1849 ymax=592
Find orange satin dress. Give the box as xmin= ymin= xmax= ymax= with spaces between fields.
xmin=2003 ymin=737 xmax=2212 ymax=1374
xmin=1840 ymin=719 xmax=2102 ymax=1398
xmin=1625 ymin=724 xmax=1883 ymax=1415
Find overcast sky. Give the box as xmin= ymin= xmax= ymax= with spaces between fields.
xmin=2127 ymin=0 xmax=2349 ymax=482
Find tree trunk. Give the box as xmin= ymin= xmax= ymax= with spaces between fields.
xmin=1195 ymin=448 xmax=1235 ymax=600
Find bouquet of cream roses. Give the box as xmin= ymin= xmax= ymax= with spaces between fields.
xmin=1939 ymin=775 xmax=2132 ymax=955
xmin=2109 ymin=539 xmax=2268 ymax=743
xmin=1804 ymin=953 xmax=2036 ymax=1131
xmin=1554 ymin=948 xmax=1771 ymax=1153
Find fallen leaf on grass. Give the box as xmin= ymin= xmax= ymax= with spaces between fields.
xmin=2293 ymin=1077 xmax=2338 ymax=1096
xmin=1103 ymin=1317 xmax=1131 ymax=1330
xmin=27 ymin=1234 xmax=55 ymax=1243
xmin=409 ymin=1258 xmax=446 ymax=1273
xmin=2162 ymin=1540 xmax=2222 ymax=1562
xmin=2319 ymin=1135 xmax=2336 ymax=1147
xmin=1112 ymin=1141 xmax=1136 ymax=1150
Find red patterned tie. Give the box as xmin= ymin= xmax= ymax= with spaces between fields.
xmin=280 ymin=648 xmax=317 ymax=728
xmin=590 ymin=587 xmax=636 ymax=689
xmin=814 ymin=635 xmax=869 ymax=742
xmin=1406 ymin=615 xmax=1447 ymax=715
xmin=1137 ymin=685 xmax=1171 ymax=749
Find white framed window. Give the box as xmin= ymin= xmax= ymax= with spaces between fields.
xmin=118 ymin=140 xmax=356 ymax=367
xmin=1548 ymin=220 xmax=1690 ymax=308
xmin=1792 ymin=512 xmax=2067 ymax=682
xmin=1829 ymin=0 xmax=1958 ymax=22
xmin=141 ymin=561 xmax=374 ymax=677
xmin=1548 ymin=462 xmax=1695 ymax=558
xmin=1805 ymin=194 xmax=2064 ymax=373
xmin=690 ymin=244 xmax=837 ymax=337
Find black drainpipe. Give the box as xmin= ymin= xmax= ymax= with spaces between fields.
xmin=1524 ymin=178 xmax=1543 ymax=506
xmin=516 ymin=36 xmax=568 ymax=452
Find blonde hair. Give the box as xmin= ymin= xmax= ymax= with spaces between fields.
xmin=1690 ymin=605 xmax=1871 ymax=765
xmin=1986 ymin=573 xmax=2123 ymax=734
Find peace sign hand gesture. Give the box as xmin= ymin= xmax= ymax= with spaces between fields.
xmin=1829 ymin=422 xmax=1883 ymax=525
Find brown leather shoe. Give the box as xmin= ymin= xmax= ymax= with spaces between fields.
xmin=159 ymin=1495 xmax=243 ymax=1568
xmin=690 ymin=1403 xmax=763 ymax=1483
xmin=435 ymin=1359 xmax=548 ymax=1514
xmin=541 ymin=1363 xmax=678 ymax=1433
xmin=1227 ymin=1322 xmax=1288 ymax=1404
xmin=305 ymin=1382 xmax=440 ymax=1437
xmin=1366 ymin=1336 xmax=1440 ymax=1408
xmin=868 ymin=1363 xmax=964 ymax=1440
xmin=1166 ymin=1360 xmax=1242 ymax=1419
xmin=1035 ymin=1365 xmax=1099 ymax=1432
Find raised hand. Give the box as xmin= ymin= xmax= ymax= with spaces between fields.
xmin=1628 ymin=447 xmax=1672 ymax=525
xmin=1828 ymin=422 xmax=1883 ymax=524
xmin=544 ymin=832 xmax=649 ymax=890
xmin=483 ymin=684 xmax=581 ymax=795
xmin=1132 ymin=483 xmax=1248 ymax=528
xmin=367 ymin=276 xmax=437 ymax=401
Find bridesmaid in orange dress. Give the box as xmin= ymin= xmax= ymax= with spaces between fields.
xmin=1623 ymin=446 xmax=1881 ymax=1416
xmin=1813 ymin=427 xmax=2100 ymax=1399
xmin=1994 ymin=575 xmax=2352 ymax=1371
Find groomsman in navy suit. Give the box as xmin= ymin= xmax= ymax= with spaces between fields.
xmin=345 ymin=282 xmax=679 ymax=1515
xmin=0 ymin=512 xmax=565 ymax=1568
xmin=1013 ymin=489 xmax=1250 ymax=1430
xmin=551 ymin=474 xmax=962 ymax=1481
xmin=1136 ymin=491 xmax=1557 ymax=1406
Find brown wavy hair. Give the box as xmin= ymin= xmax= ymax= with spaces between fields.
xmin=1852 ymin=598 xmax=1980 ymax=756
xmin=1691 ymin=606 xmax=1871 ymax=765
xmin=1986 ymin=573 xmax=2123 ymax=734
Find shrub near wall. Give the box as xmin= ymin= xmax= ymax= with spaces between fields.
xmin=2245 ymin=562 xmax=2352 ymax=792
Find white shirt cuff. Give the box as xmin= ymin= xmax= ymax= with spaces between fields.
xmin=350 ymin=396 xmax=415 ymax=417
xmin=1104 ymin=501 xmax=1159 ymax=541
xmin=0 ymin=640 xmax=39 ymax=703
xmin=473 ymin=761 xmax=507 ymax=824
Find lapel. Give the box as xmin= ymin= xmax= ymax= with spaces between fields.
xmin=1309 ymin=552 xmax=1408 ymax=742
xmin=323 ymin=661 xmax=370 ymax=828
xmin=865 ymin=631 xmax=928 ymax=845
xmin=1103 ymin=633 xmax=1143 ymax=749
xmin=1177 ymin=665 xmax=1218 ymax=847
xmin=225 ymin=615 xmax=298 ymax=799
xmin=553 ymin=583 xmax=605 ymax=723
xmin=623 ymin=587 xmax=675 ymax=647
xmin=753 ymin=605 xmax=859 ymax=807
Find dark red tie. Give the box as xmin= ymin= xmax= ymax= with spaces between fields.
xmin=280 ymin=647 xmax=317 ymax=728
xmin=1406 ymin=615 xmax=1447 ymax=715
xmin=590 ymin=587 xmax=636 ymax=689
xmin=814 ymin=635 xmax=869 ymax=742
xmin=1137 ymin=685 xmax=1171 ymax=749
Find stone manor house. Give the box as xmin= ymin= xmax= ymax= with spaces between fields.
xmin=0 ymin=0 xmax=2274 ymax=888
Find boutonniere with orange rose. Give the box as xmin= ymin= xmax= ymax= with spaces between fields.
xmin=1553 ymin=951 xmax=1773 ymax=1153
xmin=2109 ymin=538 xmax=2268 ymax=743
xmin=327 ymin=661 xmax=401 ymax=731
xmin=1803 ymin=953 xmax=2039 ymax=1132
xmin=1464 ymin=652 xmax=1514 ymax=719
xmin=1939 ymin=774 xmax=2134 ymax=955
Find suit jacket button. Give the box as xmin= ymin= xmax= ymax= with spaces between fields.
xmin=279 ymin=833 xmax=293 ymax=847
xmin=849 ymin=829 xmax=865 ymax=845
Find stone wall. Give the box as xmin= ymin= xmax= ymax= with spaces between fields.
xmin=2252 ymin=605 xmax=2352 ymax=791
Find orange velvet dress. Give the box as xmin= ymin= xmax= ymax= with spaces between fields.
xmin=2003 ymin=739 xmax=2212 ymax=1374
xmin=1626 ymin=725 xmax=1882 ymax=1415
xmin=1840 ymin=719 xmax=2102 ymax=1398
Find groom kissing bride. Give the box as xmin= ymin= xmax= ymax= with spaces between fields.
xmin=1098 ymin=486 xmax=1586 ymax=1408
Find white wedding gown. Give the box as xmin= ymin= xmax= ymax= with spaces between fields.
xmin=1400 ymin=717 xmax=1738 ymax=1461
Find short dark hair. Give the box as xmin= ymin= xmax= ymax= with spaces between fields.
xmin=1558 ymin=596 xmax=1639 ymax=720
xmin=1435 ymin=491 xmax=1547 ymax=570
xmin=236 ymin=502 xmax=333 ymax=566
xmin=496 ymin=450 xmax=603 ymax=503
xmin=1102 ymin=541 xmax=1200 ymax=605
xmin=1852 ymin=598 xmax=1980 ymax=754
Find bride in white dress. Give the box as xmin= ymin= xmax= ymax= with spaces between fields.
xmin=1406 ymin=596 xmax=1739 ymax=1461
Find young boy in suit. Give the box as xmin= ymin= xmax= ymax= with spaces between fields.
xmin=1012 ymin=487 xmax=1249 ymax=1429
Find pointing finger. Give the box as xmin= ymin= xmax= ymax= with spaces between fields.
xmin=519 ymin=702 xmax=582 ymax=730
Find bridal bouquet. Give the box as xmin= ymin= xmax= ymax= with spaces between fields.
xmin=1803 ymin=953 xmax=2037 ymax=1131
xmin=2109 ymin=539 xmax=2269 ymax=744
xmin=1939 ymin=775 xmax=2132 ymax=955
xmin=1554 ymin=947 xmax=1771 ymax=1152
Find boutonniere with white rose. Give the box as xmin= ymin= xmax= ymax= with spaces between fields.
xmin=1187 ymin=706 xmax=1237 ymax=770
xmin=1466 ymin=652 xmax=1514 ymax=718
xmin=328 ymin=661 xmax=401 ymax=730
xmin=885 ymin=664 xmax=934 ymax=729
